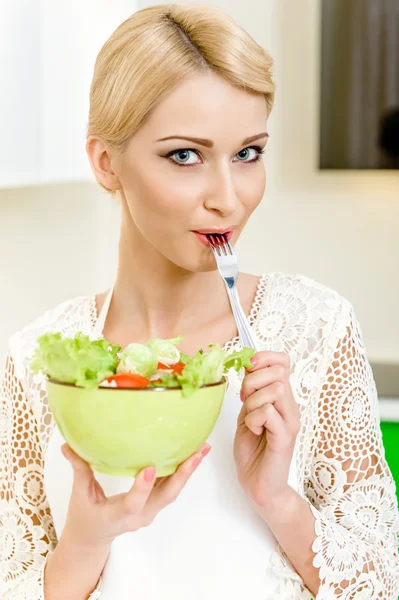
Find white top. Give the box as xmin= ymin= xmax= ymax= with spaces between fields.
xmin=2 ymin=272 xmax=399 ymax=600
xmin=44 ymin=357 xmax=299 ymax=600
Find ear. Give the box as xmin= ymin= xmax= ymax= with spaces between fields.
xmin=86 ymin=135 xmax=122 ymax=192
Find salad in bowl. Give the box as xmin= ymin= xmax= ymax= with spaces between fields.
xmin=31 ymin=332 xmax=254 ymax=477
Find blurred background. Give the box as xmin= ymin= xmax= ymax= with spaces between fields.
xmin=0 ymin=0 xmax=398 ymax=474
xmin=320 ymin=0 xmax=399 ymax=169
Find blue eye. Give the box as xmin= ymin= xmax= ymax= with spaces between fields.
xmin=168 ymin=149 xmax=199 ymax=166
xmin=235 ymin=147 xmax=262 ymax=162
xmin=165 ymin=146 xmax=265 ymax=168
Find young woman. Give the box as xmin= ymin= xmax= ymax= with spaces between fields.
xmin=1 ymin=5 xmax=399 ymax=600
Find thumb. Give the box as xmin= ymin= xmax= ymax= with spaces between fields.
xmin=61 ymin=443 xmax=93 ymax=481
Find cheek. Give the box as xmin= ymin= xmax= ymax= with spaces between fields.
xmin=239 ymin=167 xmax=266 ymax=211
xmin=123 ymin=167 xmax=199 ymax=225
xmin=149 ymin=177 xmax=199 ymax=216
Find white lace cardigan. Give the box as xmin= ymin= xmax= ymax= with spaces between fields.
xmin=1 ymin=272 xmax=399 ymax=599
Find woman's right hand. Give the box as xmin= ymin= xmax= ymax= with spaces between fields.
xmin=59 ymin=442 xmax=211 ymax=549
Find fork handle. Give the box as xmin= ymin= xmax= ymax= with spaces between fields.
xmin=224 ymin=279 xmax=261 ymax=351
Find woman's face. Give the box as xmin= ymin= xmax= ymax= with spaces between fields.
xmin=111 ymin=71 xmax=269 ymax=272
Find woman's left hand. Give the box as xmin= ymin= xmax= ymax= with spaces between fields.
xmin=234 ymin=351 xmax=301 ymax=509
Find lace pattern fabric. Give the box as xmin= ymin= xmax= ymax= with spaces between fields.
xmin=1 ymin=272 xmax=398 ymax=599
xmin=0 ymin=298 xmax=101 ymax=599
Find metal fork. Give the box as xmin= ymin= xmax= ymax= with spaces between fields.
xmin=206 ymin=234 xmax=260 ymax=351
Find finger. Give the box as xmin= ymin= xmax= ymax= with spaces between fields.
xmin=241 ymin=366 xmax=286 ymax=399
xmin=244 ymin=402 xmax=286 ymax=437
xmin=121 ymin=466 xmax=158 ymax=515
xmin=151 ymin=442 xmax=211 ymax=491
xmin=61 ymin=443 xmax=94 ymax=487
xmin=237 ymin=399 xmax=248 ymax=429
xmin=155 ymin=443 xmax=211 ymax=495
xmin=246 ymin=381 xmax=298 ymax=425
xmin=244 ymin=386 xmax=274 ymax=413
xmin=244 ymin=381 xmax=287 ymax=415
xmin=247 ymin=351 xmax=290 ymax=373
xmin=148 ymin=444 xmax=211 ymax=513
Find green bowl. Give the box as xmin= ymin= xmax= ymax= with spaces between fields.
xmin=46 ymin=378 xmax=226 ymax=478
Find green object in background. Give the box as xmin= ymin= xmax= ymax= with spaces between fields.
xmin=379 ymin=422 xmax=399 ymax=600
xmin=46 ymin=378 xmax=226 ymax=478
xmin=380 ymin=421 xmax=399 ymax=507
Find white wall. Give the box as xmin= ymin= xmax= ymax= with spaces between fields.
xmin=1 ymin=0 xmax=398 ymax=367
xmin=0 ymin=1 xmax=40 ymax=186
xmin=40 ymin=0 xmax=139 ymax=183
xmin=0 ymin=1 xmax=138 ymax=187
xmin=0 ymin=184 xmax=104 ymax=338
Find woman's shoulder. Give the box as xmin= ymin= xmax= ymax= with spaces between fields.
xmin=255 ymin=271 xmax=356 ymax=356
xmin=8 ymin=293 xmax=97 ymax=380
xmin=259 ymin=270 xmax=353 ymax=311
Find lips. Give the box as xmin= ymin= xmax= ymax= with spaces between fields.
xmin=192 ymin=227 xmax=235 ymax=247
xmin=194 ymin=228 xmax=234 ymax=235
xmin=193 ymin=231 xmax=233 ymax=247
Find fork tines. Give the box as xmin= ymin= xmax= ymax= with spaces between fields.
xmin=205 ymin=234 xmax=233 ymax=256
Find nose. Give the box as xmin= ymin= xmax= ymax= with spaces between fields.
xmin=203 ymin=166 xmax=239 ymax=217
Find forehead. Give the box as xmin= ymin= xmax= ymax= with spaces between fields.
xmin=137 ymin=71 xmax=268 ymax=142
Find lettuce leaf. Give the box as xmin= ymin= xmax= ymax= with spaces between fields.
xmin=179 ymin=351 xmax=192 ymax=365
xmin=148 ymin=371 xmax=180 ymax=389
xmin=30 ymin=332 xmax=121 ymax=390
xmin=176 ymin=344 xmax=255 ymax=396
xmin=117 ymin=343 xmax=158 ymax=378
xmin=223 ymin=347 xmax=255 ymax=372
xmin=145 ymin=335 xmax=183 ymax=366
xmin=31 ymin=332 xmax=256 ymax=396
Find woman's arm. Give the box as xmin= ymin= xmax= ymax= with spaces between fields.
xmin=256 ymin=487 xmax=320 ymax=596
xmin=44 ymin=530 xmax=108 ymax=600
xmin=258 ymin=302 xmax=399 ymax=598
xmin=0 ymin=352 xmax=103 ymax=599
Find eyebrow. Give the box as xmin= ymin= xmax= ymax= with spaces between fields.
xmin=155 ymin=132 xmax=269 ymax=148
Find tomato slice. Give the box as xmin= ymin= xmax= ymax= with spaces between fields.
xmin=157 ymin=361 xmax=186 ymax=375
xmin=105 ymin=373 xmax=150 ymax=388
xmin=157 ymin=362 xmax=171 ymax=370
xmin=171 ymin=361 xmax=185 ymax=375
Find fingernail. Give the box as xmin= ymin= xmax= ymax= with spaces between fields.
xmin=192 ymin=455 xmax=203 ymax=469
xmin=201 ymin=445 xmax=211 ymax=457
xmin=240 ymin=390 xmax=246 ymax=402
xmin=250 ymin=357 xmax=258 ymax=366
xmin=144 ymin=467 xmax=156 ymax=482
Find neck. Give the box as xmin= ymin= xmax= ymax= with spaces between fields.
xmin=111 ymin=221 xmax=231 ymax=340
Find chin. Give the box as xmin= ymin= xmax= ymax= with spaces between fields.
xmin=165 ymin=251 xmax=218 ymax=274
xmin=192 ymin=261 xmax=219 ymax=273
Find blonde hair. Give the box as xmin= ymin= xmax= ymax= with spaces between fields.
xmin=87 ymin=3 xmax=276 ymax=194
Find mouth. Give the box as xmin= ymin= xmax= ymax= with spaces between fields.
xmin=192 ymin=228 xmax=236 ymax=247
